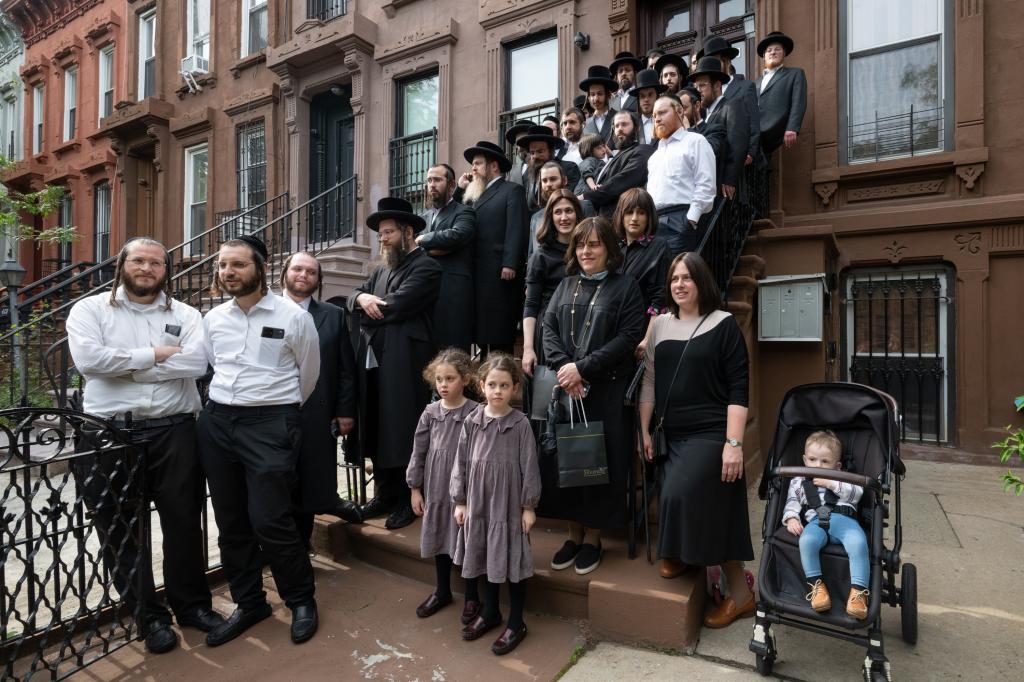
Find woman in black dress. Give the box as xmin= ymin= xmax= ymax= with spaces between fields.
xmin=541 ymin=217 xmax=646 ymax=575
xmin=638 ymin=252 xmax=755 ymax=629
xmin=522 ymin=190 xmax=580 ymax=377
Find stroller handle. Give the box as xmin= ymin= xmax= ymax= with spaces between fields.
xmin=771 ymin=466 xmax=880 ymax=492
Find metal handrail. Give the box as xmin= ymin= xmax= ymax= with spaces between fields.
xmin=0 ymin=261 xmax=95 ymax=310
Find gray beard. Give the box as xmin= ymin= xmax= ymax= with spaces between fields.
xmin=462 ymin=175 xmax=488 ymax=205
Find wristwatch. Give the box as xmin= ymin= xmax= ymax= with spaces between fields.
xmin=726 ymin=438 xmax=743 ymax=447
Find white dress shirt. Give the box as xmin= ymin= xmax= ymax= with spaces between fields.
xmin=561 ymin=141 xmax=582 ymax=166
xmin=760 ymin=66 xmax=780 ymax=94
xmin=203 ymin=292 xmax=320 ymax=406
xmin=646 ymin=126 xmax=717 ymax=223
xmin=66 ymin=288 xmax=206 ymax=419
xmin=641 ymin=115 xmax=654 ymax=143
xmin=592 ymin=110 xmax=608 ymax=132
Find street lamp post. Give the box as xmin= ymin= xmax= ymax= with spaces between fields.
xmin=0 ymin=244 xmax=28 ymax=407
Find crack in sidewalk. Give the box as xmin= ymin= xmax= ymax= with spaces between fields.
xmin=933 ymin=493 xmax=964 ymax=548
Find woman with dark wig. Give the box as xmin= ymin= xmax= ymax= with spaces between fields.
xmin=540 ymin=217 xmax=646 ymax=575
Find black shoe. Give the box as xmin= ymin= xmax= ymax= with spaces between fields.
xmin=291 ymin=603 xmax=318 ymax=644
xmin=332 ymin=499 xmax=364 ymax=524
xmin=385 ymin=503 xmax=416 ymax=530
xmin=205 ymin=603 xmax=273 ymax=647
xmin=177 ymin=607 xmax=227 ymax=633
xmin=360 ymin=497 xmax=392 ymax=520
xmin=144 ymin=621 xmax=178 ymax=654
xmin=574 ymin=543 xmax=603 ymax=575
xmin=550 ymin=541 xmax=581 ymax=570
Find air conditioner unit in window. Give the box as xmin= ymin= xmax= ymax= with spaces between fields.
xmin=181 ymin=54 xmax=209 ymax=75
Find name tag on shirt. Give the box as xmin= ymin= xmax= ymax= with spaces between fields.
xmin=261 ymin=326 xmax=285 ymax=339
xmin=164 ymin=324 xmax=182 ymax=336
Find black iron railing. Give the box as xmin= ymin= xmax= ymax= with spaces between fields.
xmin=388 ymin=128 xmax=437 ymax=209
xmin=497 ymin=98 xmax=560 ymax=159
xmin=307 ymin=0 xmax=347 ymax=22
xmin=848 ymin=104 xmax=944 ymax=163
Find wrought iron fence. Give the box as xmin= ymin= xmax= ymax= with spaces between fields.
xmin=388 ymin=128 xmax=436 ymax=209
xmin=1 ymin=408 xmax=148 ymax=680
xmin=307 ymin=0 xmax=347 ymax=22
xmin=497 ymin=98 xmax=560 ymax=160
xmin=847 ymin=104 xmax=944 ymax=164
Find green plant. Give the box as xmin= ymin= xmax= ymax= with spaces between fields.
xmin=993 ymin=394 xmax=1024 ymax=495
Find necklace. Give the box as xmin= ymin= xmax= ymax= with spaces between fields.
xmin=569 ymin=279 xmax=604 ymax=351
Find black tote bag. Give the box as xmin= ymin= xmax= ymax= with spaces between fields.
xmin=554 ymin=396 xmax=609 ymax=488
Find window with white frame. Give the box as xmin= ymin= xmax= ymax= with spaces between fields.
xmin=184 ymin=144 xmax=209 ymax=245
xmin=241 ymin=0 xmax=268 ymax=58
xmin=187 ymin=0 xmax=211 ymax=66
xmin=99 ymin=45 xmax=115 ymax=121
xmin=63 ymin=66 xmax=77 ymax=140
xmin=507 ymin=34 xmax=558 ymax=111
xmin=138 ymin=10 xmax=157 ymax=100
xmin=843 ymin=0 xmax=948 ymax=163
xmin=94 ymin=181 xmax=112 ymax=261
xmin=32 ymin=84 xmax=43 ymax=154
xmin=0 ymin=95 xmax=20 ymax=160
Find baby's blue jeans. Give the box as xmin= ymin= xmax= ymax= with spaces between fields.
xmin=798 ymin=514 xmax=869 ymax=588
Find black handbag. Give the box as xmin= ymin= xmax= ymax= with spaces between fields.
xmin=554 ymin=395 xmax=609 ymax=488
xmin=651 ymin=314 xmax=708 ymax=462
xmin=529 ymin=365 xmax=560 ymax=420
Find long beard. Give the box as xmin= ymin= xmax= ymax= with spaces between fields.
xmin=462 ymin=175 xmax=488 ymax=205
xmin=385 ymin=239 xmax=409 ymax=269
xmin=122 ymin=272 xmax=163 ymax=298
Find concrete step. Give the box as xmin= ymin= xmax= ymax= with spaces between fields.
xmin=320 ymin=515 xmax=707 ymax=653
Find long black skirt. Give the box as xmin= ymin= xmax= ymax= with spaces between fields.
xmin=657 ymin=436 xmax=754 ymax=565
xmin=537 ymin=374 xmax=632 ymax=529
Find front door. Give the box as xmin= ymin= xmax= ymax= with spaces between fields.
xmin=309 ymin=88 xmax=354 ymax=243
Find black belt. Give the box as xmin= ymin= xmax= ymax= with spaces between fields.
xmin=111 ymin=413 xmax=194 ymax=429
xmin=205 ymin=400 xmax=300 ymax=416
xmin=656 ymin=204 xmax=690 ymax=215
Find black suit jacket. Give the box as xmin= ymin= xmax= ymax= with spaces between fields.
xmin=702 ymin=96 xmax=749 ymax=189
xmin=583 ymin=108 xmax=617 ymax=143
xmin=419 ymin=200 xmax=477 ymax=349
xmin=756 ymin=66 xmax=808 ymax=155
xmin=582 ymin=141 xmax=655 ymax=218
xmin=723 ymin=77 xmax=761 ymax=165
xmin=611 ymin=92 xmax=637 ymax=114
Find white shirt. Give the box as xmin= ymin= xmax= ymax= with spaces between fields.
xmin=561 ymin=141 xmax=582 ymax=166
xmin=203 ymin=292 xmax=320 ymax=406
xmin=642 ymin=115 xmax=654 ymax=143
xmin=66 ymin=288 xmax=206 ymax=419
xmin=592 ymin=110 xmax=608 ymax=132
xmin=646 ymin=126 xmax=717 ymax=223
xmin=286 ymin=293 xmax=311 ymax=311
xmin=760 ymin=66 xmax=781 ymax=94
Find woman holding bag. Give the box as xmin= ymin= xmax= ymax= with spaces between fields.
xmin=638 ymin=252 xmax=755 ymax=629
xmin=540 ymin=217 xmax=645 ymax=575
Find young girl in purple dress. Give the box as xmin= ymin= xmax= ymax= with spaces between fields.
xmin=451 ymin=354 xmax=541 ymax=656
xmin=406 ymin=348 xmax=481 ymax=623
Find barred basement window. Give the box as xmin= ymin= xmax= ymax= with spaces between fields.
xmin=236 ymin=120 xmax=267 ymax=231
xmin=94 ymin=182 xmax=111 ymax=261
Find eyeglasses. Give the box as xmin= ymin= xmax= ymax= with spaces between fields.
xmin=126 ymin=257 xmax=166 ymax=269
xmin=218 ymin=260 xmax=255 ymax=270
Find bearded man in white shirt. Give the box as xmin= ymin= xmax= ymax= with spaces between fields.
xmin=66 ymin=238 xmax=225 ymax=655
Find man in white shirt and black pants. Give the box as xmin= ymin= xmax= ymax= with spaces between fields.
xmin=66 ymin=238 xmax=225 ymax=655
xmin=198 ymin=235 xmax=321 ymax=646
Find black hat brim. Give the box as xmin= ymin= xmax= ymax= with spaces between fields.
xmin=655 ymin=54 xmax=689 ymax=76
xmin=757 ymin=34 xmax=794 ymax=57
xmin=687 ymin=69 xmax=730 ymax=85
xmin=516 ymin=134 xmax=566 ymax=150
xmin=367 ymin=210 xmax=427 ymax=234
xmin=609 ymin=56 xmax=644 ymax=74
xmin=628 ymin=81 xmax=668 ymax=97
xmin=579 ymin=77 xmax=619 ymax=93
xmin=706 ymin=45 xmax=739 ymax=60
xmin=503 ymin=122 xmax=534 ymax=146
xmin=463 ymin=146 xmax=513 ymax=173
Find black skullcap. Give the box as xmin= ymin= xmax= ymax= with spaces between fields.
xmin=236 ymin=234 xmax=268 ymax=260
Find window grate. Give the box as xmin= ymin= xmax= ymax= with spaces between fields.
xmin=497 ymin=98 xmax=559 ymax=160
xmin=847 ymin=103 xmax=944 ymax=164
xmin=307 ymin=0 xmax=348 ymax=22
xmin=388 ymin=128 xmax=437 ymax=208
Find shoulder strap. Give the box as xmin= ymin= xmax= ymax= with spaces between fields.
xmin=654 ymin=314 xmax=708 ymax=429
xmin=801 ymin=479 xmax=822 ymax=508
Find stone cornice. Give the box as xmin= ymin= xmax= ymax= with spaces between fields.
xmin=479 ymin=0 xmax=576 ymax=30
xmin=374 ymin=19 xmax=458 ymax=66
xmin=223 ymin=85 xmax=279 ymax=117
xmin=3 ymin=0 xmax=104 ymax=48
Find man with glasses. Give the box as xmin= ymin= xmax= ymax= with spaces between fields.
xmin=66 ymin=238 xmax=225 ymax=655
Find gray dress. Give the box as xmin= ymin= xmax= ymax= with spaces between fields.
xmin=451 ymin=406 xmax=541 ymax=584
xmin=406 ymin=399 xmax=479 ymax=559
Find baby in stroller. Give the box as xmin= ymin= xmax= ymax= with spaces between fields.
xmin=781 ymin=430 xmax=870 ymax=619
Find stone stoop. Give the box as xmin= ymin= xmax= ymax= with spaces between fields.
xmin=318 ymin=516 xmax=706 ymax=653
xmin=318 ymin=242 xmax=374 ymax=299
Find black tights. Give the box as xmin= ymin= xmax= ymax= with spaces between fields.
xmin=434 ymin=555 xmax=479 ymax=603
xmin=481 ymin=579 xmax=527 ymax=630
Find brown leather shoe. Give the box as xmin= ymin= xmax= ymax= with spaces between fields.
xmin=460 ymin=614 xmax=502 ymax=641
xmin=659 ymin=558 xmax=688 ymax=579
xmin=806 ymin=579 xmax=831 ymax=613
xmin=491 ymin=624 xmax=527 ymax=656
xmin=461 ymin=600 xmax=481 ymax=625
xmin=703 ymin=596 xmax=756 ymax=629
xmin=415 ymin=592 xmax=452 ymax=618
xmin=846 ymin=587 xmax=870 ymax=620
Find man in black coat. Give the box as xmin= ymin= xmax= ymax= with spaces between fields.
xmin=416 ymin=163 xmax=476 ymax=352
xmin=517 ymin=125 xmax=581 ymax=212
xmin=581 ymin=66 xmax=619 ymax=143
xmin=627 ymin=68 xmax=666 ymax=146
xmin=583 ymin=110 xmax=655 ymax=218
xmin=504 ymin=119 xmax=534 ymax=188
xmin=755 ymin=31 xmax=807 ymax=157
xmin=348 ymin=198 xmax=442 ymax=530
xmin=458 ymin=141 xmax=529 ymax=356
xmin=689 ymin=56 xmax=749 ymax=201
xmin=702 ymin=36 xmax=761 ymax=169
xmin=609 ymin=51 xmax=643 ymax=112
xmin=281 ymin=253 xmax=363 ymax=544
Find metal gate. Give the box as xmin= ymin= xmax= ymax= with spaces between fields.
xmin=2 ymin=409 xmax=148 ymax=680
xmin=842 ymin=266 xmax=955 ymax=444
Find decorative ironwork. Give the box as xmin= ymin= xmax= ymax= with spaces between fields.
xmin=497 ymin=98 xmax=559 ymax=160
xmin=848 ymin=104 xmax=944 ymax=164
xmin=307 ymin=0 xmax=348 ymax=23
xmin=388 ymin=128 xmax=436 ymax=209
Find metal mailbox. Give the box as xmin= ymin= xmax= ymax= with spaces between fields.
xmin=758 ymin=274 xmax=826 ymax=342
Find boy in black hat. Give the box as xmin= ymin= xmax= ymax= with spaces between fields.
xmin=580 ymin=65 xmax=620 ymax=142
xmin=628 ymin=68 xmax=667 ymax=145
xmin=516 ymin=125 xmax=582 ymax=211
xmin=755 ymin=31 xmax=807 ymax=155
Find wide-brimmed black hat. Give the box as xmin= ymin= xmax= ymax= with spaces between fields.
xmin=757 ymin=31 xmax=794 ymax=57
xmin=503 ymin=119 xmax=535 ymax=146
xmin=516 ymin=125 xmax=566 ymax=150
xmin=367 ymin=197 xmax=426 ymax=234
xmin=236 ymin=234 xmax=268 ymax=260
xmin=687 ymin=56 xmax=731 ymax=85
xmin=579 ymin=65 xmax=618 ymax=93
xmin=628 ymin=68 xmax=668 ymax=97
xmin=463 ymin=140 xmax=513 ymax=173
xmin=701 ymin=35 xmax=739 ymax=61
xmin=654 ymin=53 xmax=689 ymax=78
xmin=572 ymin=94 xmax=588 ymax=111
xmin=609 ymin=51 xmax=644 ymax=75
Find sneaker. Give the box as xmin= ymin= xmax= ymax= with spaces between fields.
xmin=550 ymin=540 xmax=580 ymax=570
xmin=574 ymin=543 xmax=602 ymax=575
xmin=805 ymin=579 xmax=831 ymax=613
xmin=847 ymin=586 xmax=870 ymax=619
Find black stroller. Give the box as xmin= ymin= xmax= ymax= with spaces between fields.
xmin=749 ymin=383 xmax=917 ymax=681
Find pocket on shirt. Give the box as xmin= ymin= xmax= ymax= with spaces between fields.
xmin=161 ymin=332 xmax=181 ymax=346
xmin=258 ymin=337 xmax=285 ymax=367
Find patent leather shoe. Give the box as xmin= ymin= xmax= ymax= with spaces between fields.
xmin=461 ymin=600 xmax=481 ymax=625
xmin=144 ymin=621 xmax=178 ymax=654
xmin=385 ymin=503 xmax=416 ymax=530
xmin=291 ymin=603 xmax=318 ymax=644
xmin=177 ymin=607 xmax=227 ymax=632
xmin=460 ymin=614 xmax=502 ymax=641
xmin=490 ymin=624 xmax=528 ymax=656
xmin=205 ymin=603 xmax=273 ymax=647
xmin=415 ymin=592 xmax=452 ymax=618
xmin=360 ymin=497 xmax=392 ymax=520
xmin=332 ymin=499 xmax=364 ymax=524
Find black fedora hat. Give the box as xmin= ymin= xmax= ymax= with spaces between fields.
xmin=757 ymin=31 xmax=794 ymax=57
xmin=503 ymin=119 xmax=535 ymax=146
xmin=516 ymin=125 xmax=566 ymax=150
xmin=687 ymin=56 xmax=731 ymax=85
xmin=366 ymin=197 xmax=426 ymax=234
xmin=609 ymin=51 xmax=644 ymax=75
xmin=701 ymin=35 xmax=739 ymax=61
xmin=572 ymin=94 xmax=588 ymax=110
xmin=627 ymin=68 xmax=668 ymax=97
xmin=579 ymin=65 xmax=618 ymax=92
xmin=654 ymin=53 xmax=689 ymax=78
xmin=463 ymin=140 xmax=513 ymax=173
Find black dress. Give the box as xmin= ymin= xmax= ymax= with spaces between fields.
xmin=621 ymin=235 xmax=671 ymax=316
xmin=641 ymin=310 xmax=754 ymax=565
xmin=523 ymin=240 xmax=568 ymax=364
xmin=540 ymin=273 xmax=646 ymax=528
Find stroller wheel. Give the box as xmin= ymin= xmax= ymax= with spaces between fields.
xmin=901 ymin=563 xmax=919 ymax=645
xmin=755 ymin=653 xmax=774 ymax=676
xmin=862 ymin=662 xmax=892 ymax=681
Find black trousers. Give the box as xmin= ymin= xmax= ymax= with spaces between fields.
xmin=72 ymin=418 xmax=211 ymax=626
xmin=657 ymin=205 xmax=704 ymax=257
xmin=374 ymin=465 xmax=411 ymax=509
xmin=197 ymin=402 xmax=315 ymax=610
